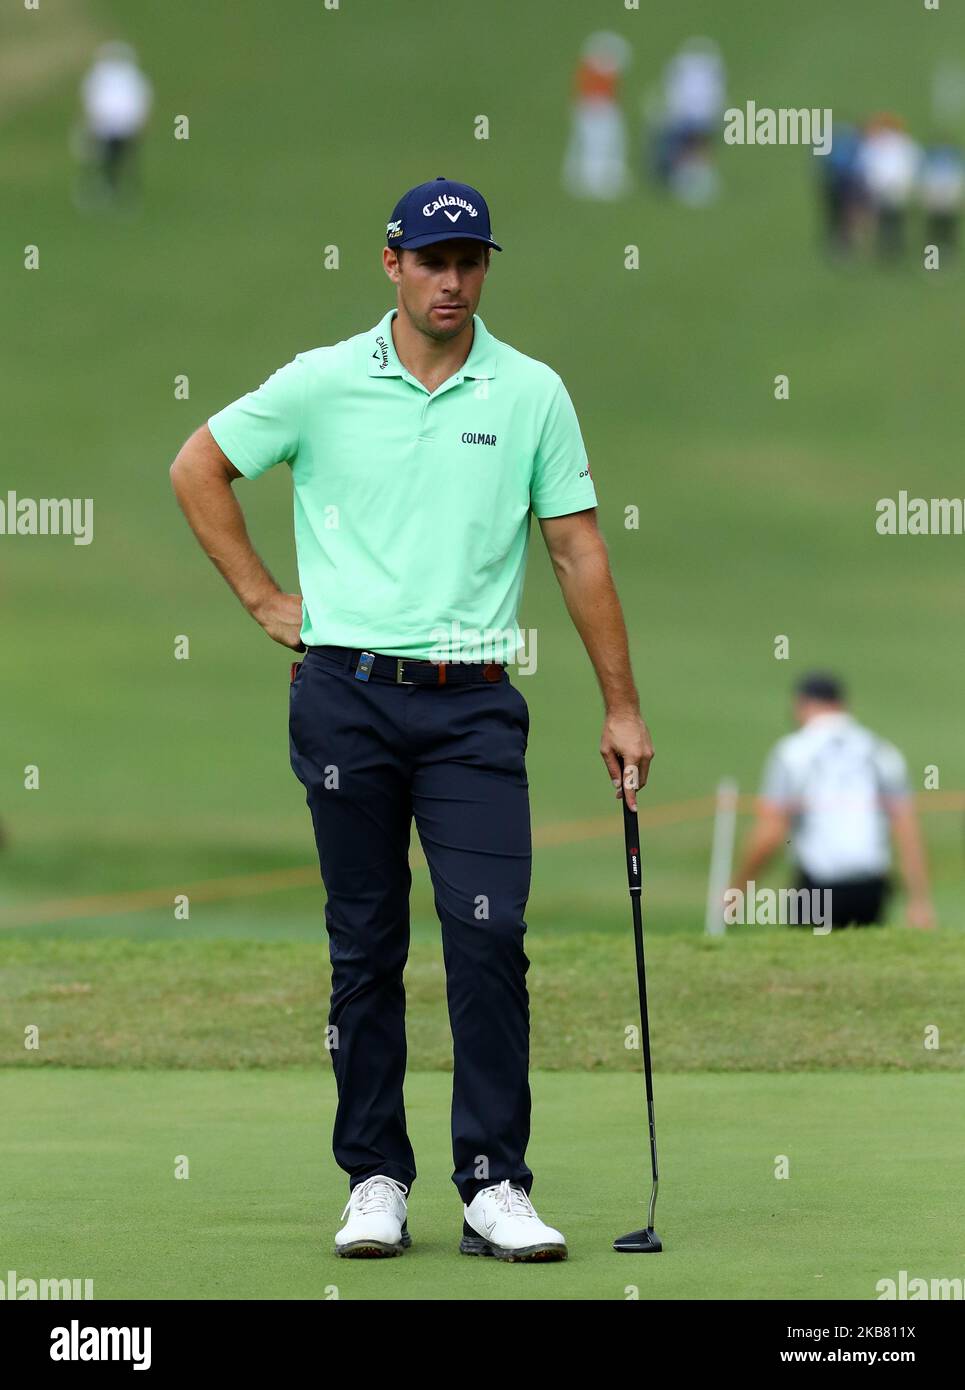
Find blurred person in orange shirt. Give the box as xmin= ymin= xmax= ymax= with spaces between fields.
xmin=562 ymin=32 xmax=633 ymax=201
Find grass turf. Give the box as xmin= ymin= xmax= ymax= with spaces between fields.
xmin=1 ymin=929 xmax=964 ymax=1072
xmin=2 ymin=1068 xmax=963 ymax=1301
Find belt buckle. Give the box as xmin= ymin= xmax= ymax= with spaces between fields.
xmin=396 ymin=658 xmax=414 ymax=685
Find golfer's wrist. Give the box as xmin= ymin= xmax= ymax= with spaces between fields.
xmin=605 ymin=701 xmax=641 ymax=719
xmin=245 ymin=584 xmax=283 ymax=622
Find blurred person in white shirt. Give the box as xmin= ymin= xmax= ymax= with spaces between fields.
xmin=651 ymin=37 xmax=726 ymax=205
xmin=562 ymin=32 xmax=633 ymax=201
xmin=858 ymin=114 xmax=921 ymax=257
xmin=919 ymin=142 xmax=965 ymax=256
xmin=733 ymin=673 xmax=934 ymax=930
xmin=80 ymin=42 xmax=152 ymax=202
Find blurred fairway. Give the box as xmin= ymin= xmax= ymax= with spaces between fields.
xmin=2 ymin=0 xmax=964 ymax=936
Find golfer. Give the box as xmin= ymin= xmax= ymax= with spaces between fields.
xmin=170 ymin=177 xmax=653 ymax=1262
xmin=733 ymin=673 xmax=933 ymax=929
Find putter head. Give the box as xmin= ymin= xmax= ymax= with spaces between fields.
xmin=613 ymin=1226 xmax=663 ymax=1253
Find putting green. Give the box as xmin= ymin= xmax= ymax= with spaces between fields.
xmin=2 ymin=1069 xmax=961 ymax=1301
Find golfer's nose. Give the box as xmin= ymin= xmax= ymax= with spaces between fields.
xmin=439 ymin=265 xmax=461 ymax=293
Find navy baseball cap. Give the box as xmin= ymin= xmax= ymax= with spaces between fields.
xmin=386 ymin=176 xmax=502 ymax=252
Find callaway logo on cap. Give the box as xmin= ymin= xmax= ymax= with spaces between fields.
xmin=385 ymin=176 xmax=503 ymax=252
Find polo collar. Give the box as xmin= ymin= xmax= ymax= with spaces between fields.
xmin=365 ymin=309 xmax=496 ymax=381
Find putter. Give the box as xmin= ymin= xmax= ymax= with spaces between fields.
xmin=613 ymin=761 xmax=663 ymax=1254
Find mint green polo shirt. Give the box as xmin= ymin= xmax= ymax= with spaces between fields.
xmin=207 ymin=309 xmax=597 ymax=661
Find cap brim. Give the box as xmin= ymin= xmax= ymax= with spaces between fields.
xmin=391 ymin=231 xmax=502 ymax=252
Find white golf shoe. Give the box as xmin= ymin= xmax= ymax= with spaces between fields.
xmin=334 ymin=1175 xmax=411 ymax=1258
xmin=461 ymin=1180 xmax=567 ymax=1262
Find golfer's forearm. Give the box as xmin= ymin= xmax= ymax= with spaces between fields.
xmin=736 ymin=839 xmax=774 ymax=883
xmin=170 ymin=445 xmax=278 ymax=615
xmin=891 ymin=807 xmax=930 ymax=901
xmin=553 ymin=547 xmax=639 ymax=713
xmin=736 ymin=817 xmax=786 ymax=882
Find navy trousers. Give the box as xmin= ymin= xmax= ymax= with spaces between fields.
xmin=289 ymin=646 xmax=533 ymax=1204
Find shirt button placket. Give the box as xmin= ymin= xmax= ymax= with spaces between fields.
xmin=418 ymin=395 xmax=432 ymax=444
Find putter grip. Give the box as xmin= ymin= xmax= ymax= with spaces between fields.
xmin=618 ymin=759 xmax=642 ymax=894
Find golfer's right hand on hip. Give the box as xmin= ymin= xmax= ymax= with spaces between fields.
xmin=250 ymin=590 xmax=306 ymax=651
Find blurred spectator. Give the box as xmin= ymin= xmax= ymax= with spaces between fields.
xmin=858 ymin=114 xmax=921 ymax=258
xmin=79 ymin=42 xmax=152 ymax=205
xmin=919 ymin=142 xmax=965 ymax=257
xmin=733 ymin=673 xmax=934 ymax=930
xmin=818 ymin=122 xmax=867 ymax=257
xmin=562 ymin=31 xmax=633 ymax=200
xmin=650 ymin=37 xmax=726 ymax=206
